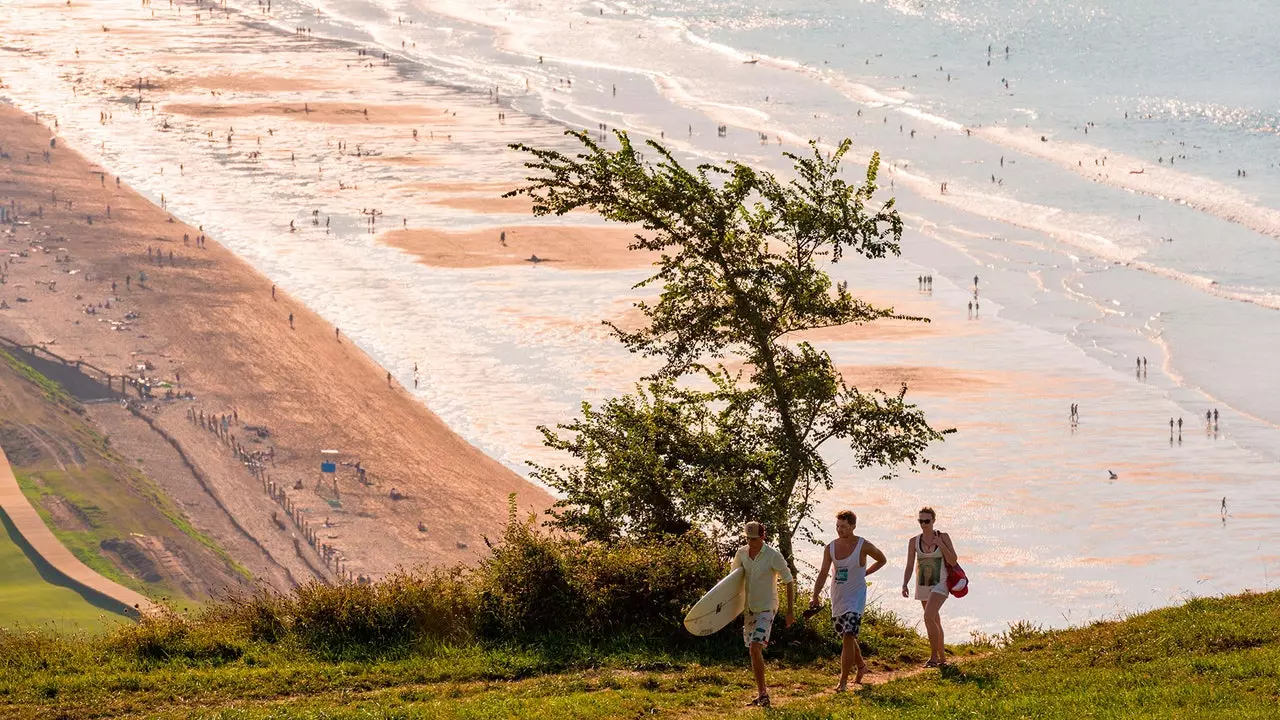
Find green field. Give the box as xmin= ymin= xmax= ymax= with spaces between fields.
xmin=0 ymin=509 xmax=122 ymax=632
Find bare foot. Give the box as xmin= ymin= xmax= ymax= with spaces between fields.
xmin=854 ymin=664 xmax=867 ymax=684
xmin=834 ymin=683 xmax=847 ymax=693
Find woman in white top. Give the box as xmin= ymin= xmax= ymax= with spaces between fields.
xmin=810 ymin=510 xmax=887 ymax=691
xmin=901 ymin=506 xmax=959 ymax=668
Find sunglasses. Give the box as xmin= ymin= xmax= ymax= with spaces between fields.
xmin=917 ymin=518 xmax=933 ymax=525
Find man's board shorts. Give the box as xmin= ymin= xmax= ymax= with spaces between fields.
xmin=743 ymin=610 xmax=775 ymax=647
xmin=833 ymin=611 xmax=863 ymax=638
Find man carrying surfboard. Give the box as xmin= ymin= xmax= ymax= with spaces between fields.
xmin=731 ymin=521 xmax=795 ymax=708
xmin=809 ymin=510 xmax=887 ymax=691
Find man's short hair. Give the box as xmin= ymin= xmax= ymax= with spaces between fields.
xmin=836 ymin=510 xmax=856 ymax=527
xmin=745 ymin=521 xmax=766 ymax=539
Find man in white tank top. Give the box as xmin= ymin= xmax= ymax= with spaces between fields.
xmin=809 ymin=510 xmax=887 ymax=691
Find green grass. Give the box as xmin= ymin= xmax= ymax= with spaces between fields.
xmin=0 ymin=510 xmax=124 ymax=633
xmin=1 ymin=589 xmax=1277 ymax=719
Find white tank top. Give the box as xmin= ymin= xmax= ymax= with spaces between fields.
xmin=915 ymin=534 xmax=949 ymax=599
xmin=828 ymin=537 xmax=867 ymax=617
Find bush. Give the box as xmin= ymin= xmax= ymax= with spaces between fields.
xmin=108 ymin=607 xmax=245 ymax=664
xmin=73 ymin=507 xmax=923 ymax=665
xmin=475 ymin=509 xmax=723 ymax=642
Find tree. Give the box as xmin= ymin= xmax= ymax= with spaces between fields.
xmin=510 ymin=131 xmax=951 ymax=573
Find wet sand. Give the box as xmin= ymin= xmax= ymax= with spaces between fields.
xmin=382 ymin=225 xmax=660 ymax=271
xmin=0 ymin=104 xmax=551 ymax=584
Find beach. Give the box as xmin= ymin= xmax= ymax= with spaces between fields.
xmin=0 ymin=103 xmax=549 ymax=587
xmin=1 ymin=0 xmax=1278 ymax=632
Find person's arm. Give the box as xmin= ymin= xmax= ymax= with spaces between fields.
xmin=939 ymin=532 xmax=959 ymax=565
xmin=774 ymin=552 xmax=796 ymax=626
xmin=730 ymin=549 xmax=743 ymax=572
xmin=902 ymin=537 xmax=916 ymax=597
xmin=810 ymin=546 xmax=832 ymax=607
xmin=863 ymin=541 xmax=887 ymax=577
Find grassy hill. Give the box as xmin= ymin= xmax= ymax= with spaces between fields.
xmin=0 ymin=587 xmax=1275 ymax=719
xmin=0 ymin=349 xmax=248 ymax=622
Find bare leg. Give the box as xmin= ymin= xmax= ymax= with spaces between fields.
xmin=852 ymin=637 xmax=867 ymax=683
xmin=749 ymin=642 xmax=768 ymax=698
xmin=837 ymin=634 xmax=865 ymax=690
xmin=924 ymin=592 xmax=948 ymax=663
xmin=837 ymin=634 xmax=855 ymax=691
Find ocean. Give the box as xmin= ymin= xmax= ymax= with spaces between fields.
xmin=1 ymin=0 xmax=1277 ymax=632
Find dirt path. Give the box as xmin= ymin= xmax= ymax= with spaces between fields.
xmin=0 ymin=446 xmax=158 ymax=616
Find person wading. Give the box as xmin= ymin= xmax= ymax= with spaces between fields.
xmin=732 ymin=521 xmax=795 ymax=708
xmin=810 ymin=510 xmax=886 ymax=690
xmin=902 ymin=507 xmax=959 ymax=667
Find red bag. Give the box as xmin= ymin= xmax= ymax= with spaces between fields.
xmin=946 ymin=564 xmax=969 ymax=598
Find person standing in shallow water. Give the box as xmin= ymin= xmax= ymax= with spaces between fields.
xmin=903 ymin=507 xmax=959 ymax=668
xmin=810 ymin=510 xmax=886 ymax=691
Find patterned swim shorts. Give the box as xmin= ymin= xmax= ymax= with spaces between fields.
xmin=742 ymin=610 xmax=775 ymax=647
xmin=833 ymin=611 xmax=863 ymax=637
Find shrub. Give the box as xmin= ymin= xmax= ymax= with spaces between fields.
xmin=475 ymin=509 xmax=723 ymax=642
xmin=108 ymin=607 xmax=244 ymax=664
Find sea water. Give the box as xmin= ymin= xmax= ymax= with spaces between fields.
xmin=1 ymin=0 xmax=1277 ymax=632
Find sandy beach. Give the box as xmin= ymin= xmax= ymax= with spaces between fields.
xmin=0 ymin=104 xmax=550 ymax=586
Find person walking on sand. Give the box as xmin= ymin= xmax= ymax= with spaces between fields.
xmin=902 ymin=507 xmax=959 ymax=668
xmin=810 ymin=510 xmax=886 ymax=691
xmin=288 ymin=312 xmax=294 ymax=329
xmin=732 ymin=521 xmax=795 ymax=708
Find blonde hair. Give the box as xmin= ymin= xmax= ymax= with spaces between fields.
xmin=835 ymin=510 xmax=857 ymax=526
xmin=918 ymin=507 xmax=936 ymax=520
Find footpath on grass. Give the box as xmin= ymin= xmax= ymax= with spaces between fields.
xmin=0 ymin=447 xmax=157 ymax=617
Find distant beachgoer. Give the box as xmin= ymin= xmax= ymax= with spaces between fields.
xmin=289 ymin=313 xmax=294 ymax=329
xmin=387 ymin=371 xmax=392 ymax=387
xmin=272 ymin=285 xmax=276 ymax=300
xmin=336 ymin=328 xmax=340 ymax=342
xmin=1170 ymin=418 xmax=1175 ymax=433
xmin=903 ymin=507 xmax=957 ymax=668
xmin=1213 ymin=409 xmax=1219 ymax=425
xmin=1177 ymin=417 xmax=1183 ymax=431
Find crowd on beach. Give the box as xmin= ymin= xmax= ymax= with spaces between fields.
xmin=733 ymin=507 xmax=961 ymax=707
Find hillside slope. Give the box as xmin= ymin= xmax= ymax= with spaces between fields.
xmin=0 ymin=349 xmax=249 ymax=616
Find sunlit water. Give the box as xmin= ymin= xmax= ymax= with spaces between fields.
xmin=1 ymin=0 xmax=1277 ymax=632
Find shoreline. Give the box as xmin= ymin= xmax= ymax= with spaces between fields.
xmin=0 ymin=103 xmax=551 ymax=585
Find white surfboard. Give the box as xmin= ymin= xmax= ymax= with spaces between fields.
xmin=683 ymin=567 xmax=746 ymax=636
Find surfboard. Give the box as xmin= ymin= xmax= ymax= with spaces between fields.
xmin=683 ymin=567 xmax=746 ymax=636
